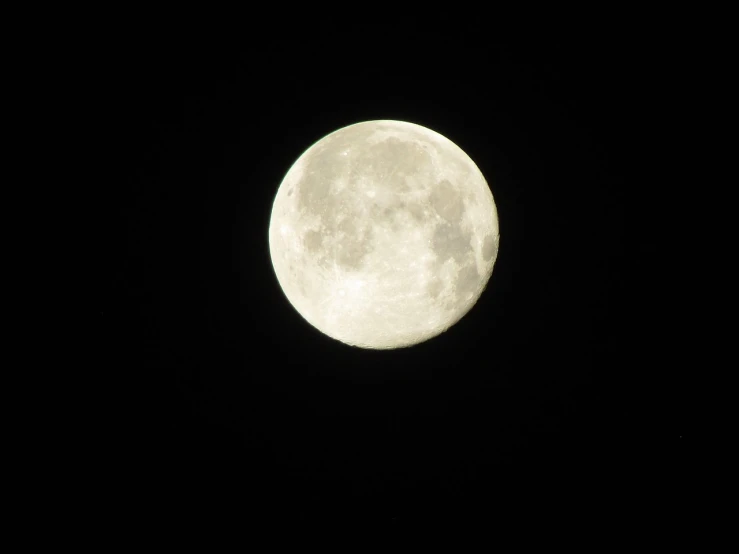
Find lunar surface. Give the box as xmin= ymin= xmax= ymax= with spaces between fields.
xmin=268 ymin=120 xmax=499 ymax=349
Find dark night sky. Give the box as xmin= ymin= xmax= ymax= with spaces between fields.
xmin=104 ymin=24 xmax=690 ymax=527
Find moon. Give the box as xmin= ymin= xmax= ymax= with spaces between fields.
xmin=268 ymin=120 xmax=499 ymax=349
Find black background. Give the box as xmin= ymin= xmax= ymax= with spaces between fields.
xmin=105 ymin=23 xmax=690 ymax=527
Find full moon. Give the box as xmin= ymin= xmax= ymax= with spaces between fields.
xmin=269 ymin=120 xmax=499 ymax=349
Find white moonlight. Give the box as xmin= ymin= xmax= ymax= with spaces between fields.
xmin=268 ymin=120 xmax=499 ymax=349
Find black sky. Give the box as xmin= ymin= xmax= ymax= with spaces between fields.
xmin=104 ymin=25 xmax=689 ymax=527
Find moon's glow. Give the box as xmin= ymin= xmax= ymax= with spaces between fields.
xmin=269 ymin=120 xmax=499 ymax=349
